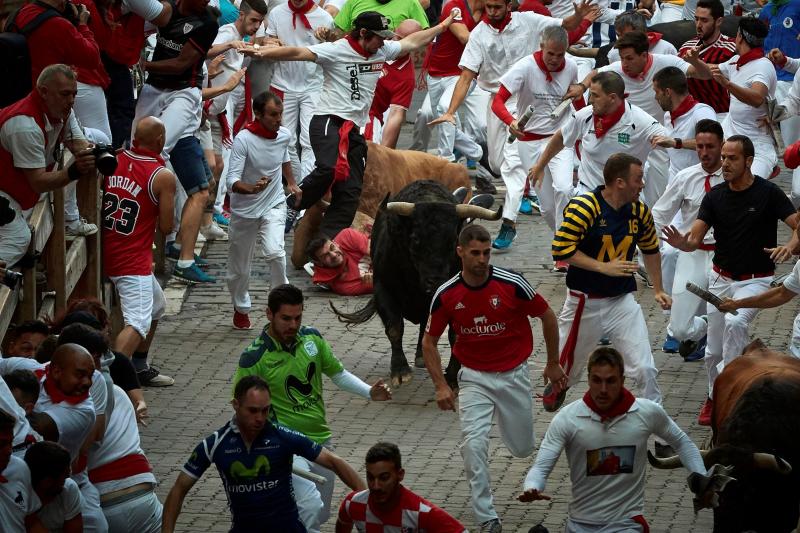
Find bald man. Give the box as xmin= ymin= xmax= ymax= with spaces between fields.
xmin=365 ymin=19 xmax=422 ymax=148
xmin=103 ymin=116 xmax=176 ymax=388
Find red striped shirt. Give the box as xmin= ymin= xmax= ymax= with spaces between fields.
xmin=679 ymin=35 xmax=737 ymax=113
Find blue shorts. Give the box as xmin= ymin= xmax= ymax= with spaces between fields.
xmin=170 ymin=135 xmax=210 ymax=195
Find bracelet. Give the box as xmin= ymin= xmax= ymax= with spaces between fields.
xmin=674 ymin=137 xmax=683 ymax=150
xmin=67 ymin=164 xmax=81 ymax=181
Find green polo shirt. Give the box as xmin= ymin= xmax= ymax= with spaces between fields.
xmin=334 ymin=0 xmax=430 ymax=31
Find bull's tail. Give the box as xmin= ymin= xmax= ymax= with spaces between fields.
xmin=330 ymin=297 xmax=377 ymax=327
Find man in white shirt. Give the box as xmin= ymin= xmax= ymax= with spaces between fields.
xmin=492 ymin=26 xmax=577 ymax=265
xmin=26 ymin=441 xmax=83 ymax=532
xmin=652 ymin=119 xmax=725 ymax=364
xmin=0 ymin=371 xmax=41 ymax=457
xmin=247 ymin=11 xmax=454 ymax=238
xmin=429 ymin=0 xmax=593 ymax=250
xmin=519 ymin=347 xmax=705 ymax=532
xmin=225 ymin=91 xmax=296 ymax=330
xmin=0 ymin=409 xmax=42 ymax=532
xmin=710 ymin=17 xmax=777 ymax=180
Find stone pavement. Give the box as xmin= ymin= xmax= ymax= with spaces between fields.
xmin=140 ymin=130 xmax=800 ymax=532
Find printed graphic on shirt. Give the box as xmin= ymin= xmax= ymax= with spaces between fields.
xmin=285 ymin=363 xmax=317 ymax=406
xmin=230 ymin=455 xmax=270 ymax=481
xmin=345 ymin=62 xmax=385 ymax=101
xmin=586 ymin=445 xmax=635 ymax=476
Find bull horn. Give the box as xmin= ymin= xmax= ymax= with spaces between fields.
xmin=753 ymin=453 xmax=793 ymax=474
xmin=647 ymin=450 xmax=683 ymax=469
xmin=386 ymin=202 xmax=415 ymax=216
xmin=454 ymin=203 xmax=503 ymax=220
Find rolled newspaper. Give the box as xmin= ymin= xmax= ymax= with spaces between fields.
xmin=507 ymin=105 xmax=535 ymax=143
xmin=549 ymin=99 xmax=572 ymax=120
xmin=292 ymin=466 xmax=327 ymax=484
xmin=685 ymin=282 xmax=738 ymax=316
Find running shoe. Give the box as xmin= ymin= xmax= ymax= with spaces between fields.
xmin=137 ymin=365 xmax=175 ymax=387
xmin=681 ymin=336 xmax=707 ymax=362
xmin=166 ymin=242 xmax=209 ymax=267
xmin=492 ymin=223 xmax=516 ymax=250
xmin=662 ymin=334 xmax=679 ymax=354
xmin=553 ymin=260 xmax=569 ymax=273
xmin=66 ymin=218 xmax=98 ymax=237
xmin=233 ymin=310 xmax=251 ymax=330
xmin=480 ymin=519 xmax=502 ymax=533
xmin=519 ymin=197 xmax=533 ymax=215
xmin=173 ymin=262 xmax=216 ymax=284
xmin=200 ymin=221 xmax=226 ymax=240
xmin=213 ymin=212 xmax=230 ymax=227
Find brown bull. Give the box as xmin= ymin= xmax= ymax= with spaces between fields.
xmin=291 ymin=142 xmax=472 ymax=268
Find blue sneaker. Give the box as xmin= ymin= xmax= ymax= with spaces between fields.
xmin=166 ymin=242 xmax=208 ymax=267
xmin=465 ymin=158 xmax=478 ymax=170
xmin=680 ymin=335 xmax=707 ymax=362
xmin=212 ymin=212 xmax=229 ymax=227
xmin=173 ymin=262 xmax=216 ymax=284
xmin=519 ymin=197 xmax=533 ymax=215
xmin=285 ymin=208 xmax=299 ymax=234
xmin=491 ymin=223 xmax=516 ymax=250
xmin=663 ymin=334 xmax=680 ymax=353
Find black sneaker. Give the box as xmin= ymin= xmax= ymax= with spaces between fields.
xmin=137 ymin=365 xmax=175 ymax=387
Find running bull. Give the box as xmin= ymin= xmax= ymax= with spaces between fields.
xmin=649 ymin=340 xmax=800 ymax=532
xmin=331 ymin=180 xmax=501 ymax=388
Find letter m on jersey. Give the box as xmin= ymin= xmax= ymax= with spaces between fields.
xmin=597 ymin=235 xmax=632 ymax=261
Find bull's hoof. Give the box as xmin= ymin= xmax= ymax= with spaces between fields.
xmin=390 ymin=367 xmax=413 ymax=388
xmin=414 ymin=355 xmax=425 ymax=368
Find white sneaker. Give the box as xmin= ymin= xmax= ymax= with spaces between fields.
xmin=200 ymin=221 xmax=226 ymax=240
xmin=66 ymin=218 xmax=98 ymax=236
xmin=303 ymin=261 xmax=315 ymax=277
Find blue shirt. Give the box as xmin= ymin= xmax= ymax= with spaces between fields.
xmin=760 ymin=1 xmax=800 ymax=81
xmin=182 ymin=418 xmax=322 ymax=532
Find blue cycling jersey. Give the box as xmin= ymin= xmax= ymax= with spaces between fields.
xmin=761 ymin=1 xmax=800 ymax=82
xmin=183 ymin=418 xmax=322 ymax=532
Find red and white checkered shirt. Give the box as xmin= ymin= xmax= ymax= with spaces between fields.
xmin=338 ymin=486 xmax=466 ymax=533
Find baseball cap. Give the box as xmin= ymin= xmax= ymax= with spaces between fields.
xmin=353 ymin=11 xmax=396 ymax=39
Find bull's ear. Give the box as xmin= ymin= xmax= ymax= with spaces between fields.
xmin=379 ymin=192 xmax=391 ymax=211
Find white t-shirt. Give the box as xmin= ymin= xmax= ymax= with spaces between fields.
xmin=35 ymin=384 xmax=96 ymax=463
xmin=0 ymin=363 xmax=41 ymax=453
xmin=459 ymin=12 xmax=563 ymax=93
xmin=88 ymin=385 xmax=157 ymax=495
xmin=121 ymin=0 xmax=163 ymax=19
xmin=37 ymin=478 xmax=82 ymax=532
xmin=226 ymin=126 xmax=292 ymax=218
xmin=266 ymin=4 xmax=334 ymax=93
xmin=783 ymin=260 xmax=800 ymax=294
xmin=663 ymin=101 xmax=717 ymax=178
xmin=561 ymin=101 xmax=666 ymax=190
xmin=607 ymin=38 xmax=677 ymax=64
xmin=309 ymin=38 xmax=402 ymax=127
xmin=524 ymin=398 xmax=705 ymax=525
xmin=499 ymin=54 xmax=578 ymax=135
xmin=599 ymin=54 xmax=690 ymax=123
xmin=0 ymin=456 xmax=41 ymax=532
xmin=208 ymin=23 xmax=245 ymax=116
xmin=718 ymin=55 xmax=777 ymax=141
xmin=651 ymin=163 xmax=723 ymax=241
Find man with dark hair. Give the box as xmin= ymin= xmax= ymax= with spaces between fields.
xmin=423 ymin=224 xmax=563 ymax=532
xmin=653 ymin=119 xmax=725 ymax=364
xmin=336 ymin=441 xmax=465 ymax=532
xmin=233 ymin=284 xmax=390 ymax=532
xmin=225 ymin=91 xmax=297 ymax=330
xmin=519 ymin=347 xmax=705 ymax=531
xmin=664 ymin=136 xmax=799 ymax=425
xmin=162 ymin=375 xmax=365 ymax=533
xmin=549 ymin=154 xmax=671 ymax=413
xmin=0 ymin=370 xmax=41 ymax=457
xmin=678 ymin=0 xmax=736 ymax=115
xmin=0 ymin=408 xmax=42 ymax=531
xmin=606 ymin=11 xmax=676 ymax=64
xmin=25 ymin=441 xmax=83 ymax=532
xmin=3 ymin=320 xmax=49 ymax=358
xmin=4 ymin=370 xmax=40 ymax=416
xmin=306 ymin=230 xmax=373 ymax=296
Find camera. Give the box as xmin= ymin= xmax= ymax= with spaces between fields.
xmin=92 ymin=143 xmax=118 ymax=177
xmin=0 ymin=268 xmax=22 ymax=290
xmin=62 ymin=1 xmax=88 ymax=26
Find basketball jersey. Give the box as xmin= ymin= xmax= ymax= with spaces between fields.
xmin=102 ymin=149 xmax=163 ymax=277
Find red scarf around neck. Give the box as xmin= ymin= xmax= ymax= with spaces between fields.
xmin=533 ymin=50 xmax=565 ymax=82
xmin=646 ymin=31 xmax=662 ymax=47
xmin=288 ymin=0 xmax=314 ymax=29
xmin=484 ymin=11 xmax=511 ymax=32
xmin=244 ymin=120 xmax=278 ymax=139
xmin=622 ymin=52 xmax=653 ymax=81
xmin=583 ymin=387 xmax=636 ymax=422
xmin=345 ymin=34 xmax=371 ymax=59
xmin=43 ymin=366 xmax=90 ymax=405
xmin=593 ymin=100 xmax=625 ymax=139
xmin=670 ymin=94 xmax=697 ymax=126
xmin=736 ymin=47 xmax=764 ymax=69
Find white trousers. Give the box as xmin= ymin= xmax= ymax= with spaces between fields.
xmin=643 ymin=149 xmax=668 ymax=210
xmin=226 ymin=207 xmax=288 ymax=314
xmin=705 ymin=270 xmax=771 ymax=396
xmin=101 ymin=489 xmax=162 ymax=533
xmin=410 ymin=91 xmax=484 ymax=159
xmin=566 ymin=517 xmax=646 ymax=533
xmin=667 ymin=249 xmax=713 ymax=342
xmin=292 ymin=443 xmax=336 ymax=533
xmin=0 ymin=193 xmax=31 ymax=266
xmin=458 ymin=363 xmax=535 ymax=524
xmin=79 ymin=479 xmax=109 ymax=533
xmin=777 ymin=80 xmax=800 ymax=206
xmin=661 ymin=242 xmax=679 ymax=297
xmin=750 ymin=138 xmax=777 ymax=180
xmin=427 ymin=75 xmax=485 ymax=160
xmin=517 ymin=137 xmax=574 ymax=232
xmin=486 ymin=99 xmax=527 ymax=223
xmin=74 ymin=81 xmax=112 ymax=141
xmin=280 ymin=89 xmax=320 ymax=181
xmin=558 ymin=291 xmax=662 ymax=403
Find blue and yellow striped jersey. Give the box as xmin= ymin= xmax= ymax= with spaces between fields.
xmin=552 ymin=187 xmax=659 ymax=297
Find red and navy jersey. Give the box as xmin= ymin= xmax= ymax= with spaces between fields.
xmin=102 ymin=149 xmax=163 ymax=277
xmin=426 ymin=266 xmax=549 ymax=372
xmin=678 ymin=36 xmax=736 ymax=113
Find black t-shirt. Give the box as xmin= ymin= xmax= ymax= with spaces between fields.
xmin=109 ymin=351 xmax=141 ymax=392
xmin=146 ymin=0 xmax=218 ymax=90
xmin=697 ymin=177 xmax=795 ymax=276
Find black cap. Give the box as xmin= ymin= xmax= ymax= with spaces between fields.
xmin=353 ymin=11 xmax=396 ymax=39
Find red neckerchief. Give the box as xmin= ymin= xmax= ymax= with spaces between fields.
xmin=593 ymin=101 xmax=625 ymax=139
xmin=244 ymin=120 xmax=278 ymax=139
xmin=345 ymin=34 xmax=371 ymax=59
xmin=43 ymin=366 xmax=89 ymax=405
xmin=0 ymin=474 xmax=7 ymax=483
xmin=483 ymin=11 xmax=511 ymax=32
xmin=646 ymin=31 xmax=662 ymax=47
xmin=622 ymin=52 xmax=653 ymax=81
xmin=737 ymin=47 xmax=764 ymax=70
xmin=669 ymin=94 xmax=697 ymax=126
xmin=583 ymin=387 xmax=636 ymax=422
xmin=130 ymin=144 xmax=166 ymax=166
xmin=533 ymin=50 xmax=564 ymax=82
xmin=288 ymin=0 xmax=314 ymax=29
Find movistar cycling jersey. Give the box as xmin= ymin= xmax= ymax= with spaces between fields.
xmin=233 ymin=326 xmax=345 ymax=444
xmin=182 ymin=417 xmax=322 ymax=532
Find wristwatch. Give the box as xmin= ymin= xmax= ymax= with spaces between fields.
xmin=674 ymin=138 xmax=683 ymax=149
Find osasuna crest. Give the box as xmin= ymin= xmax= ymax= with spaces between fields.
xmin=183 ymin=23 xmax=194 ymax=34
xmin=304 ymin=339 xmax=318 ymax=357
xmin=490 ymin=295 xmax=500 ymax=309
